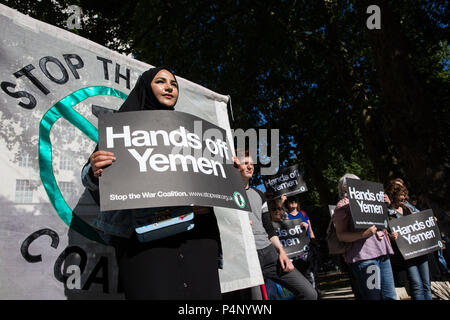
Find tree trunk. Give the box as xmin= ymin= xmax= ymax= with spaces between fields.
xmin=357 ymin=0 xmax=449 ymax=206
xmin=322 ymin=0 xmax=398 ymax=183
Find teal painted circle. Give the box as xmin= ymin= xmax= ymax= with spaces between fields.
xmin=233 ymin=191 xmax=246 ymax=209
xmin=38 ymin=86 xmax=127 ymax=243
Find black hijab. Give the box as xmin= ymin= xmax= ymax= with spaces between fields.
xmin=85 ymin=67 xmax=178 ymax=186
xmin=118 ymin=67 xmax=178 ymax=112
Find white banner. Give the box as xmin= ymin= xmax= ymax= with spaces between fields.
xmin=0 ymin=4 xmax=263 ymax=299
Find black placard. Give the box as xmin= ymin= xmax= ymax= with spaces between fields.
xmin=388 ymin=210 xmax=443 ymax=260
xmin=262 ymin=165 xmax=307 ymax=200
xmin=272 ymin=219 xmax=310 ymax=259
xmin=98 ymin=110 xmax=251 ymax=212
xmin=346 ymin=178 xmax=389 ymax=230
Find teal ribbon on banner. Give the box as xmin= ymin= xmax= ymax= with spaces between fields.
xmin=39 ymin=86 xmax=127 ymax=243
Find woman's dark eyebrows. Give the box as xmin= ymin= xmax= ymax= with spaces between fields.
xmin=154 ymin=76 xmax=177 ymax=84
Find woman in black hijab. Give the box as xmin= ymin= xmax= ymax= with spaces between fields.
xmin=89 ymin=67 xmax=176 ymax=176
xmin=82 ymin=67 xmax=222 ymax=300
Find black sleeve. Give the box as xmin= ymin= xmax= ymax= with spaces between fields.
xmin=404 ymin=206 xmax=412 ymax=216
xmin=83 ymin=144 xmax=100 ymax=205
xmin=86 ymin=144 xmax=99 ymax=181
xmin=262 ymin=210 xmax=277 ymax=239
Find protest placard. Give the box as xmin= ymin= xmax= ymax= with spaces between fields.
xmin=272 ymin=219 xmax=310 ymax=259
xmin=388 ymin=210 xmax=443 ymax=260
xmin=262 ymin=165 xmax=307 ymax=200
xmin=98 ymin=110 xmax=251 ymax=212
xmin=346 ymin=178 xmax=389 ymax=230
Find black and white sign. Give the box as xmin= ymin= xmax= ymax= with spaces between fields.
xmin=389 ymin=210 xmax=443 ymax=260
xmin=262 ymin=165 xmax=307 ymax=200
xmin=98 ymin=110 xmax=251 ymax=212
xmin=272 ymin=219 xmax=310 ymax=259
xmin=346 ymin=179 xmax=388 ymax=230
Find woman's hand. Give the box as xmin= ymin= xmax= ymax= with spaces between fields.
xmin=362 ymin=225 xmax=377 ymax=239
xmin=90 ymin=150 xmax=116 ymax=178
xmin=300 ymin=222 xmax=309 ymax=230
xmin=389 ymin=232 xmax=399 ymax=241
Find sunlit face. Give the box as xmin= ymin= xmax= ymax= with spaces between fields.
xmin=269 ymin=202 xmax=284 ymax=221
xmin=240 ymin=156 xmax=254 ymax=180
xmin=150 ymin=70 xmax=179 ymax=108
xmin=286 ymin=200 xmax=298 ymax=212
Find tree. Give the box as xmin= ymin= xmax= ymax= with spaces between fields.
xmin=3 ymin=0 xmax=448 ymax=240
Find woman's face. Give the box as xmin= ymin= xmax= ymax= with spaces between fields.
xmin=150 ymin=70 xmax=179 ymax=108
xmin=394 ymin=193 xmax=406 ymax=208
xmin=269 ymin=202 xmax=284 ymax=221
xmin=286 ymin=200 xmax=297 ymax=212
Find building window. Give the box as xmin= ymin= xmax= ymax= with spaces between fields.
xmin=18 ymin=153 xmax=32 ymax=168
xmin=59 ymin=181 xmax=75 ymax=199
xmin=61 ymin=125 xmax=77 ymax=143
xmin=59 ymin=154 xmax=74 ymax=171
xmin=15 ymin=179 xmax=33 ymax=203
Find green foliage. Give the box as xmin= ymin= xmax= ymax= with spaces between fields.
xmin=3 ymin=0 xmax=448 ymax=240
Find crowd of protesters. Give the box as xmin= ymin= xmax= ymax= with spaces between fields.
xmin=225 ymin=153 xmax=449 ymax=300
xmin=83 ymin=67 xmax=449 ymax=301
xmin=326 ymin=175 xmax=450 ymax=300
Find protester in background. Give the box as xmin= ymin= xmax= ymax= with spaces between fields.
xmin=389 ymin=179 xmax=444 ymax=285
xmin=269 ymin=198 xmax=289 ymax=222
xmin=390 ymin=178 xmax=420 ymax=213
xmin=81 ymin=67 xmax=222 ymax=300
xmin=393 ymin=179 xmax=447 ymax=283
xmin=385 ymin=182 xmax=432 ymax=300
xmin=283 ymin=195 xmax=319 ymax=292
xmin=284 ymin=196 xmax=316 ymax=239
xmin=268 ymin=198 xmax=316 ymax=294
xmin=332 ymin=173 xmax=397 ymax=300
xmin=384 ymin=183 xmax=409 ymax=290
xmin=231 ymin=152 xmax=317 ymax=300
xmin=265 ymin=198 xmax=296 ymax=300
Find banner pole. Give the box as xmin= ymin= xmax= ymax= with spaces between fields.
xmin=261 ymin=284 xmax=269 ymax=300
